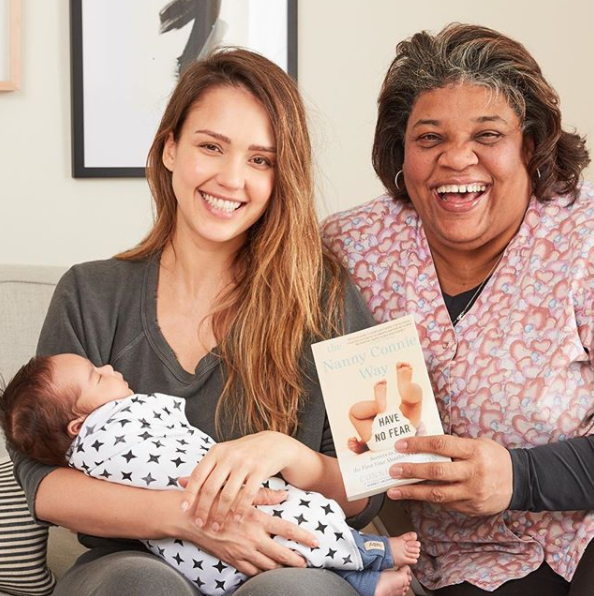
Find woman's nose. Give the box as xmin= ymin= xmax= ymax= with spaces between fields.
xmin=216 ymin=158 xmax=245 ymax=190
xmin=437 ymin=142 xmax=479 ymax=170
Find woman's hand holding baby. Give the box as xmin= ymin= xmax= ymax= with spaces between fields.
xmin=171 ymin=489 xmax=316 ymax=575
xmin=180 ymin=431 xmax=302 ymax=530
xmin=190 ymin=508 xmax=316 ymax=575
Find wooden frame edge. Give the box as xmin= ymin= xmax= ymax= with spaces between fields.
xmin=0 ymin=0 xmax=21 ymax=91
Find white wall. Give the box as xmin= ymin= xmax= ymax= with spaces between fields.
xmin=1 ymin=0 xmax=592 ymax=267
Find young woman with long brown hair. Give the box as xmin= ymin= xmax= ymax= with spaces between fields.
xmin=11 ymin=49 xmax=382 ymax=596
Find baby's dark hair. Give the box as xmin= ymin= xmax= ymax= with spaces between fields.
xmin=0 ymin=356 xmax=76 ymax=466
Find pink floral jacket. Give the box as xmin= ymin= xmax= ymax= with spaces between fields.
xmin=322 ymin=183 xmax=594 ymax=590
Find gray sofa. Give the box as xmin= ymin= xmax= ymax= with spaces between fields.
xmin=0 ymin=263 xmax=422 ymax=595
xmin=0 ymin=264 xmax=87 ymax=589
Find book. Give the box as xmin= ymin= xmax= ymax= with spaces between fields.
xmin=311 ymin=315 xmax=449 ymax=500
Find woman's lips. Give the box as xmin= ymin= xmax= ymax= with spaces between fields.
xmin=200 ymin=191 xmax=243 ymax=214
xmin=433 ymin=183 xmax=489 ymax=213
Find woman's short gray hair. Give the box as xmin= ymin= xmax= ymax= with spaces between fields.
xmin=373 ymin=23 xmax=590 ymax=203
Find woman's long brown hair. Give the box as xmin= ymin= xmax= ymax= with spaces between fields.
xmin=117 ymin=49 xmax=344 ymax=438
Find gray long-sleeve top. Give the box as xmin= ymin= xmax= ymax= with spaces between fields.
xmin=12 ymin=255 xmax=382 ymax=550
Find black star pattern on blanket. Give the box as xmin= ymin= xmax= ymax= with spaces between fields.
xmin=91 ymin=439 xmax=104 ymax=451
xmin=122 ymin=450 xmax=136 ymax=463
xmin=68 ymin=393 xmax=371 ymax=596
xmin=294 ymin=513 xmax=308 ymax=525
xmin=316 ymin=522 xmax=328 ymax=534
xmin=141 ymin=472 xmax=156 ymax=486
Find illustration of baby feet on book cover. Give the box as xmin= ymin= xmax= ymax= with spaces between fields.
xmin=312 ymin=315 xmax=449 ymax=500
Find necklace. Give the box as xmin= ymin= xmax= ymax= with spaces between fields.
xmin=451 ymin=254 xmax=503 ymax=326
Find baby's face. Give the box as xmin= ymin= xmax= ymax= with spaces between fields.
xmin=52 ymin=354 xmax=133 ymax=415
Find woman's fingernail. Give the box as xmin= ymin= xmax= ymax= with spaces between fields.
xmin=211 ymin=522 xmax=221 ymax=532
xmin=195 ymin=517 xmax=204 ymax=528
xmin=388 ymin=489 xmax=403 ymax=500
xmin=395 ymin=440 xmax=408 ymax=451
xmin=180 ymin=500 xmax=189 ymax=512
xmin=234 ymin=513 xmax=241 ymax=523
xmin=391 ymin=465 xmax=403 ymax=478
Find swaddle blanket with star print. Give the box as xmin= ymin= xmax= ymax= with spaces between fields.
xmin=67 ymin=393 xmax=363 ymax=596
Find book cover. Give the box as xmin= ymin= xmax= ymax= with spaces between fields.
xmin=311 ymin=315 xmax=449 ymax=500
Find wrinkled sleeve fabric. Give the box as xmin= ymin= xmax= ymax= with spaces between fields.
xmin=509 ymin=436 xmax=594 ymax=511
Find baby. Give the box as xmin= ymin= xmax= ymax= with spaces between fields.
xmin=348 ymin=363 xmax=424 ymax=454
xmin=0 ymin=354 xmax=420 ymax=596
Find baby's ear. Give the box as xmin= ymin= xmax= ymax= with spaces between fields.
xmin=67 ymin=416 xmax=85 ymax=438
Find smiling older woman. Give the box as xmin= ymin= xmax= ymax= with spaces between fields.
xmin=323 ymin=23 xmax=593 ymax=596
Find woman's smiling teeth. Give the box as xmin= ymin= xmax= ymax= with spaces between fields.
xmin=201 ymin=192 xmax=242 ymax=213
xmin=436 ymin=183 xmax=487 ymax=202
xmin=436 ymin=183 xmax=487 ymax=194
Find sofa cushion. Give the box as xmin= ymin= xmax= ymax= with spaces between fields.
xmin=0 ymin=458 xmax=55 ymax=595
xmin=0 ymin=264 xmax=66 ymax=459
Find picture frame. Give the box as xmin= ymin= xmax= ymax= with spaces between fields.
xmin=0 ymin=0 xmax=21 ymax=92
xmin=70 ymin=0 xmax=298 ymax=178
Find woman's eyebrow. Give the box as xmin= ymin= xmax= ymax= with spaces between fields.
xmin=193 ymin=129 xmax=275 ymax=153
xmin=194 ymin=129 xmax=230 ymax=142
xmin=249 ymin=144 xmax=276 ymax=153
xmin=473 ymin=115 xmax=508 ymax=124
xmin=411 ymin=119 xmax=440 ymax=128
xmin=411 ymin=115 xmax=508 ymax=128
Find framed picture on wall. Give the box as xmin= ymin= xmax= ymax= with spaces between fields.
xmin=70 ymin=0 xmax=298 ymax=178
xmin=0 ymin=0 xmax=21 ymax=92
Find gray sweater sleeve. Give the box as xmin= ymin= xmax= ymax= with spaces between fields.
xmin=509 ymin=435 xmax=594 ymax=512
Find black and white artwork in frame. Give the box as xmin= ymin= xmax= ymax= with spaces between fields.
xmin=70 ymin=0 xmax=297 ymax=178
